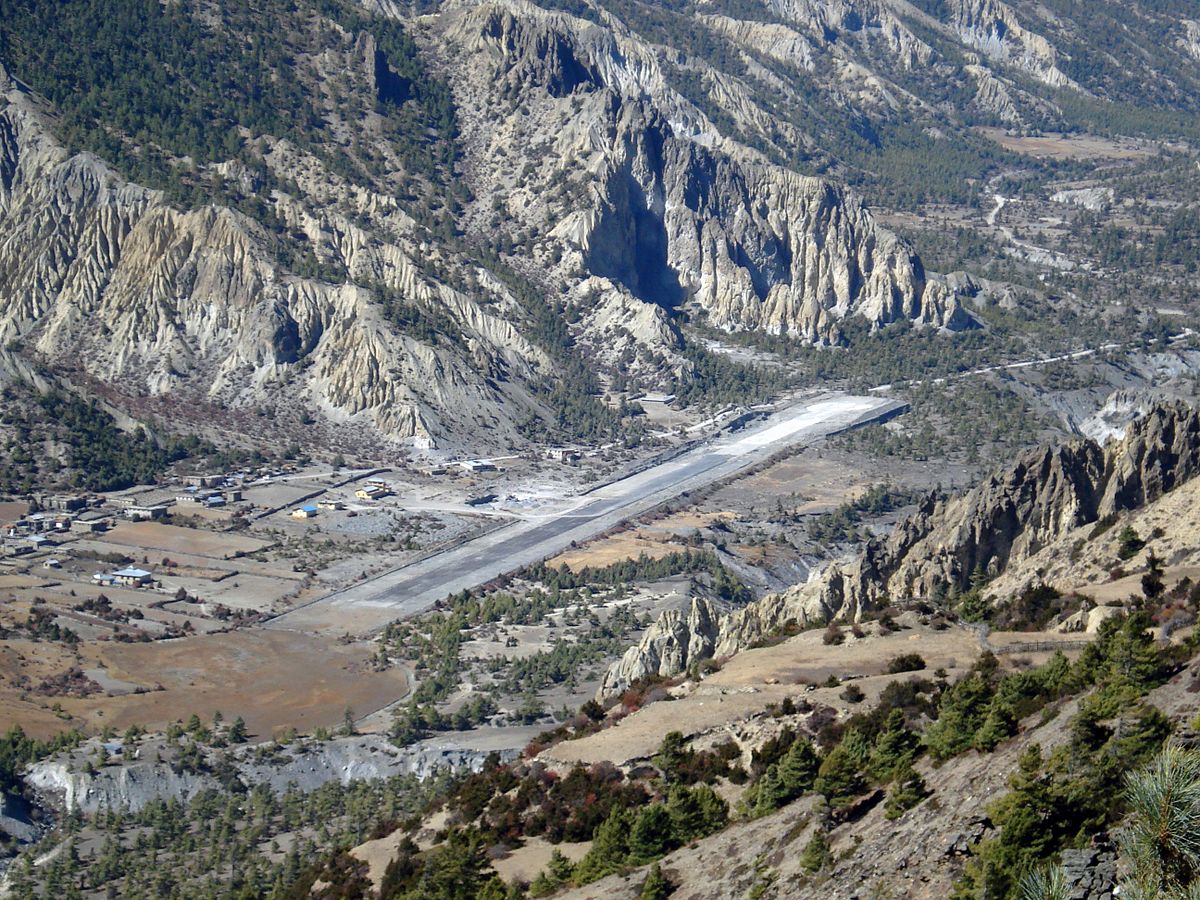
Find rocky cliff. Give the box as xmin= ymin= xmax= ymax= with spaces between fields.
xmin=601 ymin=402 xmax=1200 ymax=697
xmin=0 ymin=0 xmax=980 ymax=453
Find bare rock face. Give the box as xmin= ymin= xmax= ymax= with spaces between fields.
xmin=601 ymin=403 xmax=1200 ymax=694
xmin=1183 ymin=20 xmax=1200 ymax=62
xmin=946 ymin=0 xmax=1076 ymax=88
xmin=1099 ymin=401 xmax=1200 ymax=516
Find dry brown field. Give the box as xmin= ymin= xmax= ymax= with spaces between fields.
xmin=97 ymin=520 xmax=272 ymax=558
xmin=975 ymin=127 xmax=1155 ymax=160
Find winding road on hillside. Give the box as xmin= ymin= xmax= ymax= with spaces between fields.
xmin=267 ymin=393 xmax=907 ymax=634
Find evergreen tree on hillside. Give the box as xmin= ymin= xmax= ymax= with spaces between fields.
xmin=666 ymin=783 xmax=728 ymax=843
xmin=629 ymin=805 xmax=675 ymax=864
xmin=815 ymin=729 xmax=869 ymax=805
xmin=1121 ymin=747 xmax=1200 ymax=899
xmin=574 ymin=806 xmax=633 ymax=884
xmin=640 ymin=862 xmax=674 ymax=900
xmin=883 ymin=761 xmax=929 ymax=820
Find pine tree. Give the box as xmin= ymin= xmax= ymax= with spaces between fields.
xmin=1121 ymin=746 xmax=1200 ymax=899
xmin=640 ymin=862 xmax=673 ymax=900
xmin=1018 ymin=865 xmax=1069 ymax=900
xmin=629 ymin=805 xmax=675 ymax=864
xmin=574 ymin=806 xmax=633 ymax=884
xmin=1118 ymin=526 xmax=1145 ymax=561
xmin=528 ymin=872 xmax=559 ymax=898
xmin=973 ymin=702 xmax=1017 ymax=752
xmin=815 ymin=729 xmax=869 ymax=805
xmin=799 ymin=831 xmax=832 ymax=873
xmin=1142 ymin=549 xmax=1165 ymax=600
xmin=228 ymin=717 xmax=248 ymax=743
xmin=667 ymin=783 xmax=728 ymax=841
xmin=777 ymin=739 xmax=820 ymax=795
xmin=869 ymin=709 xmax=919 ymax=780
xmin=653 ymin=731 xmax=691 ymax=783
xmin=547 ymin=848 xmax=574 ymax=882
xmin=883 ymin=761 xmax=929 ymax=820
xmin=749 ymin=765 xmax=788 ymax=817
xmin=924 ymin=672 xmax=994 ymax=759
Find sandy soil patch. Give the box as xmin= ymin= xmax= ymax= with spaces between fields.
xmin=0 ymin=575 xmax=46 ymax=590
xmin=650 ymin=511 xmax=737 ymax=531
xmin=548 ymin=534 xmax=689 ymax=570
xmin=492 ymin=838 xmax=591 ymax=884
xmin=186 ymin=572 xmax=301 ymax=609
xmin=0 ymin=501 xmax=30 ymax=524
xmin=350 ymin=830 xmax=411 ymax=891
xmin=1064 ymin=566 xmax=1200 ymax=606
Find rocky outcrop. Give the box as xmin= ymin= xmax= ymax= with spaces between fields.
xmin=1182 ymin=19 xmax=1200 ymax=61
xmin=1058 ymin=839 xmax=1118 ymax=900
xmin=599 ymin=597 xmax=721 ymax=698
xmin=0 ymin=792 xmax=38 ymax=844
xmin=1050 ymin=187 xmax=1114 ymax=211
xmin=595 ymin=115 xmax=971 ymax=342
xmin=600 ymin=403 xmax=1200 ymax=696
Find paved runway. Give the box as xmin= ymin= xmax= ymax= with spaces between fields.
xmin=268 ymin=393 xmax=905 ymax=633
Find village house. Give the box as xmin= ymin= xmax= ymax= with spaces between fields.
xmin=125 ymin=504 xmax=170 ymax=521
xmin=457 ymin=460 xmax=496 ymax=474
xmin=291 ymin=504 xmax=319 ymax=519
xmin=95 ymin=566 xmax=154 ymax=587
xmin=39 ymin=494 xmax=88 ymax=512
xmin=354 ymin=486 xmax=389 ymax=501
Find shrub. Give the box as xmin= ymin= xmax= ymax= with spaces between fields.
xmin=1142 ymin=549 xmax=1165 ymax=600
xmin=639 ymin=863 xmax=673 ymax=900
xmin=1088 ymin=513 xmax=1118 ymax=539
xmin=887 ymin=653 xmax=927 ymax=674
xmin=841 ymin=684 xmax=866 ymax=704
xmin=823 ymin=624 xmax=845 ymax=646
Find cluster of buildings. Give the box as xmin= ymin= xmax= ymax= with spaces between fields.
xmin=0 ymin=496 xmax=113 ymax=558
xmin=355 ymin=480 xmax=392 ymax=501
xmin=292 ymin=478 xmax=394 ymax=517
xmin=112 ymin=472 xmax=256 ymax=521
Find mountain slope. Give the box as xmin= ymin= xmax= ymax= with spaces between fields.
xmin=0 ymin=0 xmax=996 ymax=456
